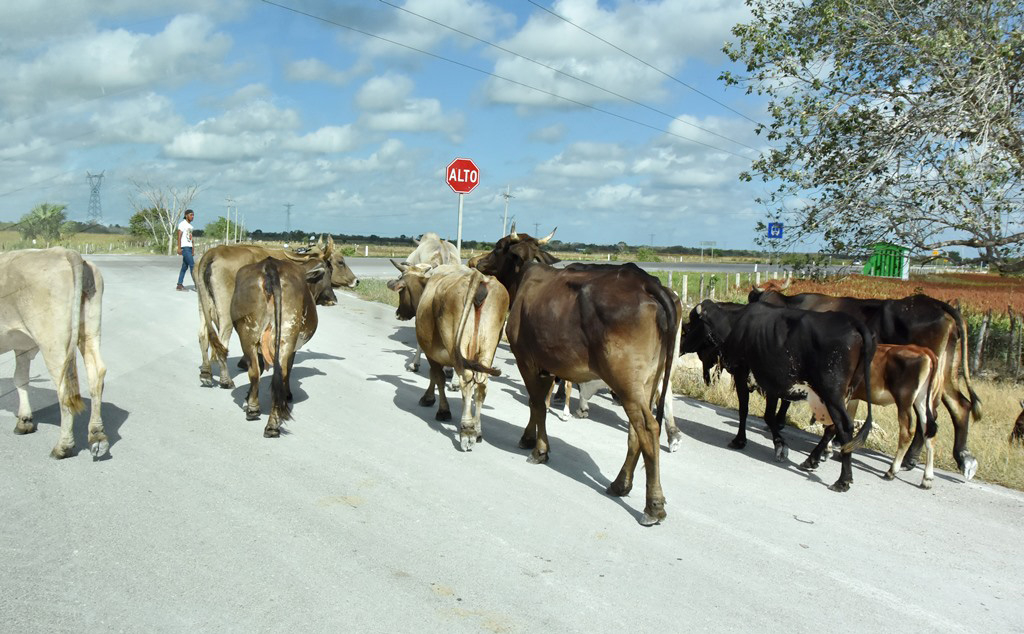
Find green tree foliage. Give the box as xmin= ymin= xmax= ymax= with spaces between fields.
xmin=203 ymin=216 xmax=247 ymax=243
xmin=722 ymin=0 xmax=1024 ymax=271
xmin=18 ymin=202 xmax=72 ymax=241
xmin=129 ymin=207 xmax=164 ymax=243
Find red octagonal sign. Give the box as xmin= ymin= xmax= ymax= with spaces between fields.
xmin=446 ymin=157 xmax=479 ymax=194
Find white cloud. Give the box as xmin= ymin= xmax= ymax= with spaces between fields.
xmin=359 ymin=0 xmax=513 ymax=58
xmin=285 ymin=58 xmax=369 ymax=85
xmin=285 ymin=125 xmax=360 ymax=154
xmin=356 ymin=74 xmax=415 ymax=110
xmin=355 ymin=74 xmax=463 ymax=139
xmin=89 ymin=93 xmax=184 ymax=144
xmin=536 ymin=142 xmax=627 ymax=180
xmin=530 ymin=124 xmax=566 ymax=143
xmin=585 ymin=184 xmax=661 ymax=209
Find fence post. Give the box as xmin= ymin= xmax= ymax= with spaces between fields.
xmin=668 ymin=270 xmax=673 ymax=291
xmin=699 ymin=273 xmax=705 ymax=301
xmin=755 ymin=271 xmax=761 ymax=286
xmin=682 ymin=275 xmax=688 ymax=304
xmin=971 ymin=310 xmax=991 ymax=373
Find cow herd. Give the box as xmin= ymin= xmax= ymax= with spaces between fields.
xmin=0 ymin=228 xmax=985 ymax=525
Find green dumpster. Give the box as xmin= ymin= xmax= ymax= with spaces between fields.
xmin=862 ymin=242 xmax=909 ymax=279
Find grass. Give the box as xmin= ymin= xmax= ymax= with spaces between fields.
xmin=673 ymin=367 xmax=1024 ymax=491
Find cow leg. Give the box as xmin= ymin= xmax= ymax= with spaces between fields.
xmin=546 ymin=379 xmax=569 ymax=421
xmin=885 ymin=404 xmax=915 ymax=481
xmin=519 ymin=372 xmax=554 ymax=461
xmin=574 ymin=380 xmax=599 ymax=419
xmin=243 ymin=346 xmax=262 ymax=421
xmin=215 ymin=320 xmax=235 ymax=389
xmin=12 ymin=349 xmax=38 ymax=434
xmin=660 ymin=387 xmax=683 ymax=453
xmin=826 ymin=400 xmax=856 ymax=492
xmin=458 ymin=372 xmax=481 ymax=451
xmin=729 ymin=384 xmax=750 ymax=450
xmin=39 ymin=347 xmax=79 ymax=459
xmin=406 ymin=347 xmax=422 ymax=372
xmin=799 ymin=425 xmax=835 ymax=471
xmin=560 ymin=380 xmax=572 ymax=421
xmin=763 ymin=397 xmax=789 ymax=461
xmin=78 ymin=327 xmax=108 ymax=459
xmin=608 ymin=396 xmax=666 ymax=526
xmin=941 ymin=390 xmax=977 ymax=480
xmin=921 ymin=422 xmax=936 ymax=489
xmin=198 ymin=319 xmax=215 ymax=387
xmin=427 ymin=360 xmax=451 ymax=421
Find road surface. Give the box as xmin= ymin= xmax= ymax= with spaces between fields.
xmin=1 ymin=254 xmax=1021 ymax=633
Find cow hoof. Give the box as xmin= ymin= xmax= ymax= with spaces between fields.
xmin=89 ymin=439 xmax=110 ymax=460
xmin=667 ymin=430 xmax=683 ymax=453
xmin=435 ymin=410 xmax=452 ymax=422
xmin=900 ymin=458 xmax=917 ymax=471
xmin=959 ymin=452 xmax=978 ymax=481
xmin=883 ymin=471 xmax=896 ymax=481
xmin=798 ymin=458 xmax=818 ymax=472
xmin=572 ymin=408 xmax=589 ymax=419
xmin=263 ymin=427 xmax=280 ymax=438
xmin=50 ymin=445 xmax=75 ymax=460
xmin=200 ymin=374 xmax=214 ymax=388
xmin=245 ymin=410 xmax=261 ymax=421
xmin=418 ymin=395 xmax=435 ymax=407
xmin=828 ymin=480 xmax=851 ymax=492
xmin=459 ymin=434 xmax=475 ymax=452
xmin=14 ymin=417 xmax=36 ymax=435
xmin=728 ymin=437 xmax=747 ymax=450
xmin=527 ymin=451 xmax=548 ymax=465
xmin=639 ymin=512 xmax=664 ymax=527
xmin=606 ymin=480 xmax=631 ymax=497
xmin=774 ymin=443 xmax=788 ymax=462
xmin=518 ymin=437 xmax=536 ymax=449
xmin=920 ymin=477 xmax=934 ymax=489
xmin=406 ymin=362 xmax=420 ymax=372
xmin=219 ymin=380 xmax=234 ymax=390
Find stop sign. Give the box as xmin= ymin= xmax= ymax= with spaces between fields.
xmin=446 ymin=157 xmax=479 ymax=194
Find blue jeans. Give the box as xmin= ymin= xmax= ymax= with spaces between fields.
xmin=178 ymin=247 xmax=194 ymax=285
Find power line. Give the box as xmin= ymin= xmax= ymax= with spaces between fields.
xmin=526 ymin=0 xmax=762 ymax=126
xmin=376 ymin=0 xmax=758 ymax=153
xmin=258 ymin=0 xmax=754 ymax=160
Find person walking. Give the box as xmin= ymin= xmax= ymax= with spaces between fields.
xmin=176 ymin=209 xmax=195 ymax=291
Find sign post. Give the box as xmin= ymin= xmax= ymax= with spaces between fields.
xmin=446 ymin=157 xmax=480 ymax=254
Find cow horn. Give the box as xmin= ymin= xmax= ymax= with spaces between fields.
xmin=390 ymin=258 xmax=409 ymax=273
xmin=509 ymin=222 xmax=520 ymax=242
xmin=780 ymin=277 xmax=792 ymax=290
xmin=695 ymin=303 xmax=703 ymax=315
xmin=537 ymin=227 xmax=557 ymax=245
xmin=412 ymin=236 xmax=420 ymax=246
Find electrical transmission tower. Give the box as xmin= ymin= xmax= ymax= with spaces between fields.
xmin=86 ymin=171 xmax=104 ymax=224
xmin=284 ymin=203 xmax=293 ymax=234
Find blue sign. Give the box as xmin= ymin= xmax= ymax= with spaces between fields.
xmin=767 ymin=222 xmax=784 ymax=239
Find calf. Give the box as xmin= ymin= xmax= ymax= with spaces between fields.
xmin=387 ymin=262 xmax=509 ymax=451
xmin=226 ymin=257 xmax=329 ymax=437
xmin=691 ymin=300 xmax=876 ymax=492
xmin=806 ymin=344 xmax=941 ymax=489
xmin=0 ymin=248 xmax=108 ymax=459
xmin=1010 ymin=401 xmax=1024 ymax=445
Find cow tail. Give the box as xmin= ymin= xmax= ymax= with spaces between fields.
xmin=844 ymin=321 xmax=875 ymax=452
xmin=938 ymin=301 xmax=982 ymax=420
xmin=60 ymin=251 xmax=86 ymax=415
xmin=202 ymin=253 xmax=229 ymax=361
xmin=648 ymin=280 xmax=680 ymax=425
xmin=924 ymin=350 xmax=940 ymax=439
xmin=454 ymin=271 xmax=500 ymax=379
xmin=265 ymin=261 xmax=291 ymax=422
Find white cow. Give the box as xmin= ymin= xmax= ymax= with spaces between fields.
xmin=399 ymin=233 xmax=460 ymax=373
xmin=0 ymin=248 xmax=108 ymax=459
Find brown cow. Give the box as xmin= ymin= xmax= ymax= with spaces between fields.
xmin=387 ymin=262 xmax=509 ymax=450
xmin=472 ymin=226 xmax=682 ymax=525
xmin=749 ymin=286 xmax=981 ymax=480
xmin=197 ymin=236 xmax=353 ymax=389
xmin=807 ymin=343 xmax=941 ymax=488
xmin=227 ymin=257 xmax=329 ymax=437
xmin=1010 ymin=401 xmax=1024 ymax=445
xmin=0 ymin=248 xmax=108 ymax=459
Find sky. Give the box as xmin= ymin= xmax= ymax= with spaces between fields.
xmin=0 ymin=0 xmax=777 ymax=249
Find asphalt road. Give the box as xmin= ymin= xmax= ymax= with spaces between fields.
xmin=1 ymin=254 xmax=1021 ymax=633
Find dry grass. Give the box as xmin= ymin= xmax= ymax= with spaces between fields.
xmin=673 ymin=366 xmax=1024 ymax=491
xmin=349 ymin=278 xmax=399 ymax=307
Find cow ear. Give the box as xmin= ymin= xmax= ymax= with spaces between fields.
xmin=325 ymin=235 xmax=335 ymax=256
xmin=694 ymin=303 xmax=703 ymax=316
xmin=305 ymin=264 xmax=326 ymax=282
xmin=386 ymin=277 xmax=404 ymax=292
xmin=509 ymin=241 xmax=533 ymax=263
xmin=539 ymin=251 xmax=560 ymax=265
xmin=390 ymin=258 xmax=408 ymax=273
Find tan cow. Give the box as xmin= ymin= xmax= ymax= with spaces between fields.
xmin=0 ymin=248 xmax=107 ymax=459
xmin=405 ymin=232 xmax=460 ymax=267
xmin=387 ymin=262 xmax=509 ymax=451
xmin=808 ymin=343 xmax=941 ymax=488
xmin=227 ymin=257 xmax=329 ymax=437
xmin=197 ymin=236 xmax=354 ymax=388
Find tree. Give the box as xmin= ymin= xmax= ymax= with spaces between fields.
xmin=203 ymin=216 xmax=248 ymax=243
xmin=18 ymin=202 xmax=73 ymax=242
xmin=128 ymin=207 xmax=165 ymax=244
xmin=722 ymin=0 xmax=1024 ymax=272
xmin=128 ymin=181 xmax=200 ymax=255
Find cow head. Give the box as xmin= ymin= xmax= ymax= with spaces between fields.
xmin=471 ymin=223 xmax=559 ymax=293
xmin=386 ymin=260 xmax=433 ymax=321
xmin=321 ymin=236 xmax=359 ymax=289
xmin=748 ymin=278 xmax=790 ymax=304
xmin=285 ymin=235 xmax=340 ymax=305
xmin=690 ymin=300 xmax=736 ymax=353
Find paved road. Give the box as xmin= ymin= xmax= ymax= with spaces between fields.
xmin=1 ymin=254 xmax=1021 ymax=633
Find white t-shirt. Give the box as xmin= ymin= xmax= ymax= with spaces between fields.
xmin=178 ymin=219 xmax=193 ymax=248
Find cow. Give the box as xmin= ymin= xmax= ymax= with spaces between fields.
xmin=806 ymin=344 xmax=942 ymax=489
xmin=472 ymin=226 xmax=682 ymax=525
xmin=386 ymin=262 xmax=509 ymax=450
xmin=0 ymin=248 xmax=108 ymax=459
xmin=226 ymin=257 xmax=329 ymax=437
xmin=689 ymin=299 xmax=876 ymax=492
xmin=197 ymin=236 xmax=352 ymax=389
xmin=1010 ymin=401 xmax=1024 ymax=445
xmin=398 ymin=232 xmax=460 ymax=372
xmin=749 ymin=286 xmax=982 ymax=480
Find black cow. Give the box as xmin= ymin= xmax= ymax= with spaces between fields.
xmin=690 ymin=300 xmax=876 ymax=492
xmin=749 ymin=288 xmax=981 ymax=479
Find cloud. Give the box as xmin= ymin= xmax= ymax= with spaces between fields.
xmin=358 ymin=0 xmax=514 ymax=58
xmin=285 ymin=125 xmax=360 ymax=154
xmin=89 ymin=93 xmax=184 ymax=144
xmin=585 ymin=183 xmax=661 ymax=209
xmin=530 ymin=124 xmax=566 ymax=143
xmin=285 ymin=57 xmax=370 ymax=85
xmin=355 ymin=74 xmax=463 ymax=139
xmin=536 ymin=142 xmax=627 ymax=180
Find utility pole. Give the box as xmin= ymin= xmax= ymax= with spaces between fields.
xmin=225 ymin=197 xmax=234 ymax=244
xmin=533 ymin=222 xmax=540 ymax=236
xmin=501 ymin=186 xmax=513 ymax=236
xmin=234 ymin=204 xmax=241 ymax=243
xmin=284 ymin=203 xmax=293 ymax=235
